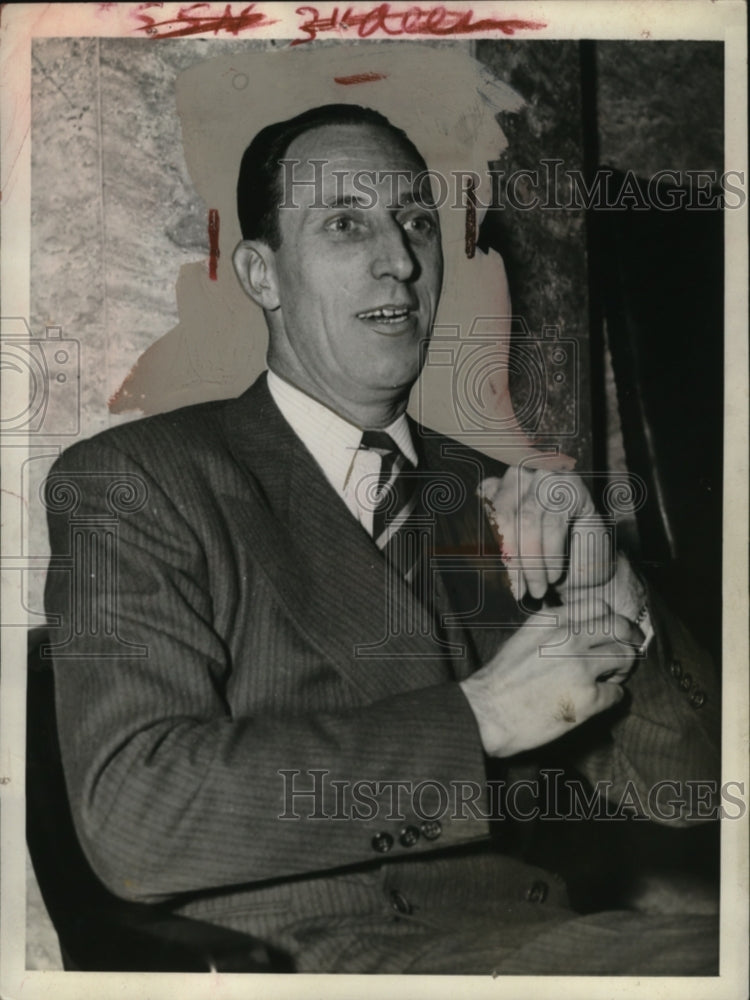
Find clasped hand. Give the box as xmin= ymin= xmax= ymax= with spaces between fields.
xmin=479 ymin=466 xmax=613 ymax=602
xmin=460 ymin=468 xmax=645 ymax=758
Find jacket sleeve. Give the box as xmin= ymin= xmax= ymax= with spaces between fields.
xmin=559 ymin=578 xmax=721 ymax=824
xmin=44 ymin=438 xmax=491 ymax=904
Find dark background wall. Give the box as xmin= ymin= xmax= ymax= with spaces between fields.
xmin=474 ymin=40 xmax=724 ymax=658
xmin=596 ymin=41 xmax=724 ymax=659
xmin=473 ymin=40 xmax=723 ymax=472
xmin=596 ymin=41 xmax=723 ymax=177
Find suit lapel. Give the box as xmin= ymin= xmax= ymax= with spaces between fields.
xmin=415 ymin=427 xmax=528 ymax=677
xmin=220 ymin=376 xmax=455 ymax=702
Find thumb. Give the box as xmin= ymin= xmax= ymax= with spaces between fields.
xmin=557 ymin=593 xmax=611 ymax=626
xmin=593 ymin=678 xmax=627 ymax=713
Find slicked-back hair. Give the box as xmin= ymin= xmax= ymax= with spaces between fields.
xmin=236 ymin=104 xmax=427 ymax=250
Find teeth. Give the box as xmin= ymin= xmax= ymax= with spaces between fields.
xmin=358 ymin=307 xmax=410 ymax=320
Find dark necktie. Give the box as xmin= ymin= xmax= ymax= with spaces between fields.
xmin=359 ymin=429 xmax=420 ymax=580
xmin=358 ymin=430 xmax=464 ymax=661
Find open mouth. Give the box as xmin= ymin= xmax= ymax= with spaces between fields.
xmin=356 ymin=306 xmax=414 ymax=325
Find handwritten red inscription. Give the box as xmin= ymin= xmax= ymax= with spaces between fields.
xmin=335 ymin=72 xmax=389 ymax=85
xmin=464 ymin=176 xmax=477 ymax=260
xmin=208 ymin=208 xmax=220 ymax=280
xmin=130 ymin=1 xmax=545 ymax=41
xmin=133 ymin=2 xmax=277 ymax=38
xmin=294 ymin=5 xmax=546 ymax=44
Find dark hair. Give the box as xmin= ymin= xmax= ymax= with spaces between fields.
xmin=236 ymin=104 xmax=427 ymax=250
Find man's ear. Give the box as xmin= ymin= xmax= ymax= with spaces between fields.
xmin=232 ymin=240 xmax=281 ymax=311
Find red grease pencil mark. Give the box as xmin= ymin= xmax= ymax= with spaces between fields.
xmin=133 ymin=3 xmax=277 ymax=38
xmin=294 ymin=5 xmax=546 ymax=45
xmin=480 ymin=494 xmax=512 ymax=566
xmin=465 ymin=176 xmax=477 ymax=259
xmin=108 ymin=362 xmax=140 ymax=413
xmin=208 ymin=209 xmax=220 ymax=280
xmin=334 ymin=72 xmax=388 ymax=85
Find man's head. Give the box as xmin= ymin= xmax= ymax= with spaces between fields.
xmin=233 ymin=104 xmax=443 ymax=427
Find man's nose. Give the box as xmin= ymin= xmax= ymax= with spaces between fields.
xmin=370 ymin=218 xmax=418 ymax=282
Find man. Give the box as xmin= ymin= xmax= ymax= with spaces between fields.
xmin=44 ymin=103 xmax=720 ymax=974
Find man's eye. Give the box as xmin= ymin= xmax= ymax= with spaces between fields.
xmin=402 ymin=213 xmax=436 ymax=236
xmin=325 ymin=215 xmax=360 ymax=234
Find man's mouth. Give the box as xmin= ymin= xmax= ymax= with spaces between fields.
xmin=356 ymin=306 xmax=414 ymax=325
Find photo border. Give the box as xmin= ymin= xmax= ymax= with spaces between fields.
xmin=1 ymin=3 xmax=747 ymax=998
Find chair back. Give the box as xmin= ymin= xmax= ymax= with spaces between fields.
xmin=26 ymin=627 xmax=290 ymax=972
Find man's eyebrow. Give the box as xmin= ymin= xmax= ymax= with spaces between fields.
xmin=397 ymin=191 xmax=436 ymax=209
xmin=319 ymin=192 xmax=436 ymax=210
xmin=320 ymin=194 xmax=370 ymax=210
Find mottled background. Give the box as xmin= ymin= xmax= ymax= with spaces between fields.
xmin=25 ymin=38 xmax=723 ymax=968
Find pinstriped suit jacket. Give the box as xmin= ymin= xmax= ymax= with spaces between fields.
xmin=44 ymin=373 xmax=720 ymax=967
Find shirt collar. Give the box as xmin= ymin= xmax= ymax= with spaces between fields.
xmin=266 ymin=369 xmax=418 ymax=495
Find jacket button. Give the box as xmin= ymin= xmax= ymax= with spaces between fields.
xmin=389 ymin=889 xmax=413 ymax=915
xmin=680 ymin=672 xmax=692 ymax=692
xmin=670 ymin=660 xmax=682 ymax=679
xmin=371 ymin=832 xmax=394 ymax=854
xmin=525 ymin=880 xmax=549 ymax=903
xmin=690 ymin=689 xmax=706 ymax=708
xmin=420 ymin=819 xmax=442 ymax=841
xmin=399 ymin=825 xmax=420 ymax=848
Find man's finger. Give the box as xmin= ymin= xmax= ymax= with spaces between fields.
xmin=567 ymin=513 xmax=615 ymax=590
xmin=596 ymin=664 xmax=633 ymax=683
xmin=557 ymin=597 xmax=644 ymax=642
xmin=588 ymin=612 xmax=646 ymax=651
xmin=592 ymin=678 xmax=627 ymax=712
xmin=557 ymin=594 xmax=610 ymax=625
xmin=518 ymin=505 xmax=547 ymax=599
xmin=478 ymin=475 xmax=524 ymax=600
xmin=548 ymin=603 xmax=645 ymax=664
xmin=515 ymin=467 xmax=557 ymax=600
xmin=541 ymin=507 xmax=568 ymax=588
xmin=503 ymin=510 xmax=524 ymax=601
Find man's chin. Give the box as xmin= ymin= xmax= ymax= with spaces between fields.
xmin=363 ymin=376 xmax=422 ymax=408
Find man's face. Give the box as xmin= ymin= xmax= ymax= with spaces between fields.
xmin=264 ymin=123 xmax=443 ymax=421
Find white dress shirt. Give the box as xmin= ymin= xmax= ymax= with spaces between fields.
xmin=267 ymin=369 xmax=417 ymax=537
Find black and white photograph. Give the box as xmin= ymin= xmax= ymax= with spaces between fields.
xmin=1 ymin=2 xmax=747 ymax=997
